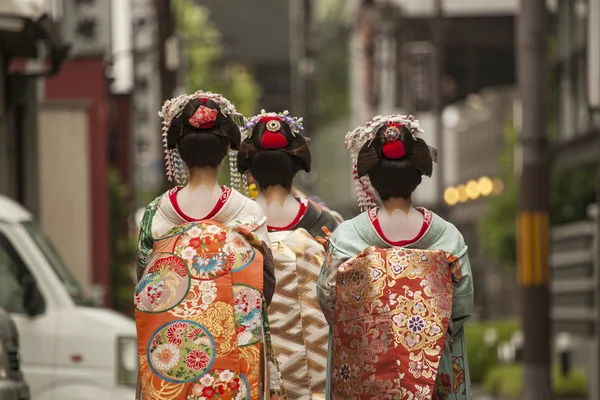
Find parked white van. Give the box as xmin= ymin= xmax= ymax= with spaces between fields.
xmin=0 ymin=195 xmax=137 ymax=400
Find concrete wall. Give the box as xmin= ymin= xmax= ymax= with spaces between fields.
xmin=38 ymin=100 xmax=93 ymax=294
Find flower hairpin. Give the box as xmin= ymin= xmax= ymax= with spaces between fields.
xmin=384 ymin=125 xmax=401 ymax=141
xmin=243 ymin=109 xmax=304 ymax=138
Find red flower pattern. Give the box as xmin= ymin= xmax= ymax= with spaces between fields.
xmin=185 ymin=349 xmax=210 ymax=371
xmin=166 ymin=322 xmax=187 ymax=345
xmin=189 ymin=237 xmax=202 ymax=248
xmin=201 ymin=386 xmax=216 ymax=398
xmin=228 ymin=378 xmax=240 ymax=391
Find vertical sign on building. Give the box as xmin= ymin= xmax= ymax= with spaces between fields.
xmin=61 ymin=0 xmax=112 ymax=56
xmin=402 ymin=42 xmax=435 ymax=113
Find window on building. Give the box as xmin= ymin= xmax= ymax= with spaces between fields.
xmin=556 ymin=0 xmax=592 ymax=139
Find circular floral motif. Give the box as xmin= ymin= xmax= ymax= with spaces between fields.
xmin=135 ymin=253 xmax=190 ymax=313
xmin=147 ymin=320 xmax=215 ymax=383
xmin=226 ymin=231 xmax=256 ymax=273
xmin=174 ymin=222 xmax=230 ymax=280
xmin=232 ymin=285 xmax=263 ymax=347
xmin=407 ymin=316 xmax=425 ymax=333
xmin=187 ymin=370 xmax=250 ymax=400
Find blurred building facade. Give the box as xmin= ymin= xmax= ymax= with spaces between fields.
xmin=0 ymin=0 xmax=68 ymax=215
xmin=554 ymin=0 xmax=600 ymax=169
xmin=200 ymin=0 xmax=295 ymax=111
xmin=131 ymin=0 xmax=163 ymax=199
xmin=315 ymin=0 xmax=517 ymax=216
xmin=0 ymin=0 xmax=139 ymax=307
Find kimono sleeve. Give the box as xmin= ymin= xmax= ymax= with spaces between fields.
xmin=449 ymin=248 xmax=474 ymax=338
xmin=255 ymin=223 xmax=276 ymax=307
xmin=317 ymin=240 xmax=350 ymax=326
xmin=136 ymin=199 xmax=159 ymax=282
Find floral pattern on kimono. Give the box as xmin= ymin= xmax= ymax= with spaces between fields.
xmin=317 ymin=209 xmax=474 ymax=400
xmin=135 ymin=188 xmax=286 ymax=400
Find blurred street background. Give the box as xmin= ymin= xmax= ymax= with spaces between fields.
xmin=0 ymin=0 xmax=599 ymax=399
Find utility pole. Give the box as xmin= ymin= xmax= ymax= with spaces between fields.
xmin=516 ymin=1 xmax=551 ymax=400
xmin=154 ymin=0 xmax=176 ymax=190
xmin=432 ymin=0 xmax=446 ymax=218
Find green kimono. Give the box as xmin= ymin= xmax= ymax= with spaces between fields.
xmin=317 ymin=209 xmax=474 ymax=399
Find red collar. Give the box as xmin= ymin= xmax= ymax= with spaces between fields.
xmin=168 ymin=186 xmax=231 ymax=222
xmin=267 ymin=198 xmax=309 ymax=232
xmin=369 ymin=207 xmax=432 ymax=246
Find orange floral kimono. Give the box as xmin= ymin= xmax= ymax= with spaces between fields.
xmin=135 ymin=188 xmax=286 ymax=400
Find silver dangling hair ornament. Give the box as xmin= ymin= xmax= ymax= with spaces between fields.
xmin=229 ymin=113 xmax=249 ymax=195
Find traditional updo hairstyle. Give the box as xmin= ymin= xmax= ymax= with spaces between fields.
xmin=357 ymin=124 xmax=433 ymax=200
xmin=166 ymin=98 xmax=241 ymax=169
xmin=236 ymin=113 xmax=311 ymax=190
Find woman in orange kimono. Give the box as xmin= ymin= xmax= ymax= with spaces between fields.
xmin=135 ymin=91 xmax=286 ymax=400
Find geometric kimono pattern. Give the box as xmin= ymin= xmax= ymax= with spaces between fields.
xmin=268 ymin=229 xmax=329 ymax=400
xmin=135 ymin=220 xmax=285 ymax=400
xmin=332 ymin=247 xmax=454 ymax=400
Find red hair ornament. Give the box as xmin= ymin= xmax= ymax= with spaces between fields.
xmin=259 ymin=116 xmax=288 ymax=149
xmin=188 ymin=103 xmax=218 ymax=129
xmin=381 ymin=125 xmax=406 ymax=159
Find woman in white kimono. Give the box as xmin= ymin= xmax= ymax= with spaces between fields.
xmin=317 ymin=115 xmax=474 ymax=400
xmin=135 ymin=92 xmax=286 ymax=400
xmin=234 ymin=110 xmax=339 ymax=399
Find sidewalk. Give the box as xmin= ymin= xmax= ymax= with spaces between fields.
xmin=473 ymin=386 xmax=494 ymax=400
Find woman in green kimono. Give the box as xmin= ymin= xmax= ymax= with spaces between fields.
xmin=317 ymin=114 xmax=474 ymax=400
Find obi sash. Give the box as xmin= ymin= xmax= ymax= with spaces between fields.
xmin=331 ymin=247 xmax=454 ymax=400
xmin=135 ymin=220 xmax=285 ymax=400
xmin=268 ymin=229 xmax=329 ymax=399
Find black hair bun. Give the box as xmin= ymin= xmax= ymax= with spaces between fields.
xmin=236 ymin=117 xmax=312 ymax=190
xmin=237 ymin=118 xmax=311 ymax=174
xmin=357 ymin=124 xmax=433 ymax=178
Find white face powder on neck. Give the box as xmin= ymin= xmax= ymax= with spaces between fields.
xmin=178 ymin=184 xmax=222 ymax=219
xmin=256 ymin=194 xmax=301 ymax=228
xmin=377 ymin=206 xmax=424 ymax=243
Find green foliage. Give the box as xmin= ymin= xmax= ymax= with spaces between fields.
xmin=483 ymin=364 xmax=587 ymax=399
xmin=173 ymin=0 xmax=261 ymax=186
xmin=464 ymin=319 xmax=520 ymax=383
xmin=174 ymin=0 xmax=260 ymax=117
xmin=109 ymin=168 xmax=137 ymax=316
xmin=316 ymin=0 xmax=350 ymax=123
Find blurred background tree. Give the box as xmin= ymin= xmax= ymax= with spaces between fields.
xmin=174 ymin=0 xmax=262 ymax=183
xmin=316 ymin=0 xmax=350 ymax=123
xmin=174 ymin=0 xmax=261 ymax=116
